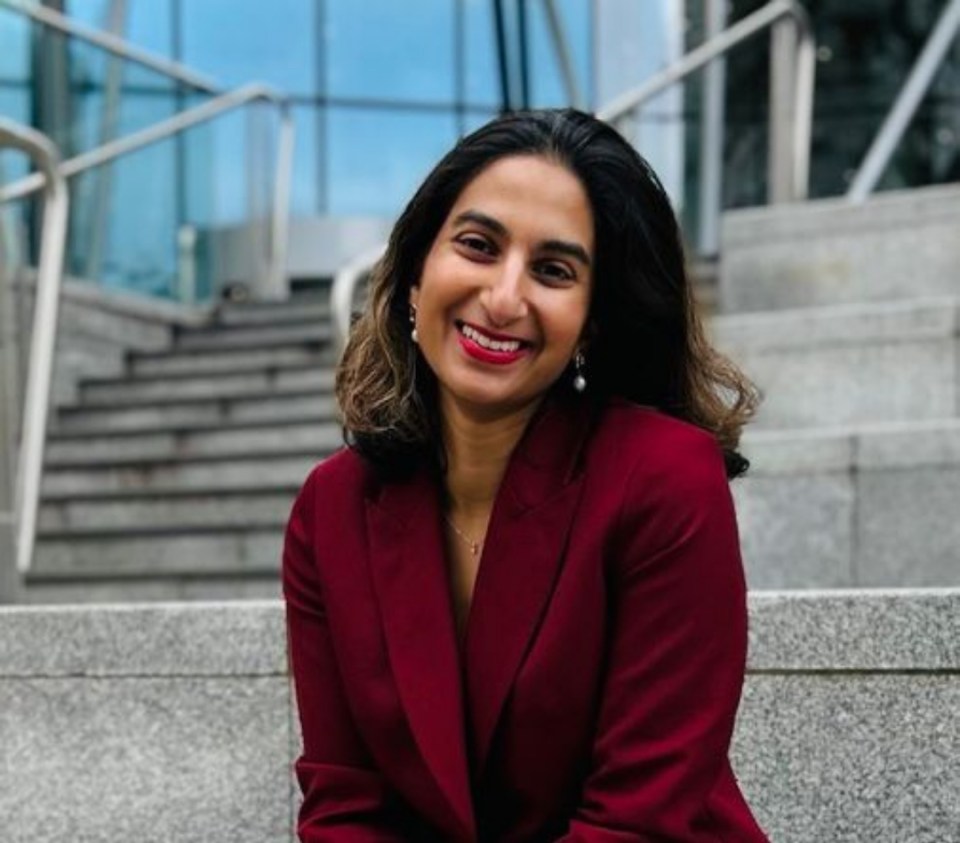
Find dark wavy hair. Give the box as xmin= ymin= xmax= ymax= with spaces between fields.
xmin=336 ymin=108 xmax=760 ymax=479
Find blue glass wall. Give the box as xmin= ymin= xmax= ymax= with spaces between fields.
xmin=0 ymin=0 xmax=592 ymax=300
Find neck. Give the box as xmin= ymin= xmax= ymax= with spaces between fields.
xmin=440 ymin=394 xmax=541 ymax=519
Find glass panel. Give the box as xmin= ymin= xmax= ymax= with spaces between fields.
xmin=326 ymin=0 xmax=455 ymax=103
xmin=0 ymin=7 xmax=30 ymax=80
xmin=463 ymin=0 xmax=499 ymax=107
xmin=0 ymin=89 xmax=32 ymax=183
xmin=68 ymin=93 xmax=179 ymax=297
xmin=528 ymin=0 xmax=592 ymax=108
xmin=461 ymin=108 xmax=500 ymax=136
xmin=290 ymin=104 xmax=320 ymax=216
xmin=182 ymin=0 xmax=317 ymax=95
xmin=327 ymin=107 xmax=458 ymax=215
xmin=64 ymin=0 xmax=174 ymax=58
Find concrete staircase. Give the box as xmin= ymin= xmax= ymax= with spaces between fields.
xmin=22 ymin=182 xmax=960 ymax=599
xmin=715 ymin=182 xmax=960 ymax=588
xmin=26 ymin=294 xmax=341 ymax=602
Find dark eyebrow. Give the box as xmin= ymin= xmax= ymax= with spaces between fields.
xmin=452 ymin=209 xmax=592 ymax=268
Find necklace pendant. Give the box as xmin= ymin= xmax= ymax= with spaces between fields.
xmin=470 ymin=541 xmax=480 ymax=556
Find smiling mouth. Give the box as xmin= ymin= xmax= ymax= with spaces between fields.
xmin=455 ymin=320 xmax=530 ymax=353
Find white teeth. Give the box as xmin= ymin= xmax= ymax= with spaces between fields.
xmin=460 ymin=324 xmax=521 ymax=352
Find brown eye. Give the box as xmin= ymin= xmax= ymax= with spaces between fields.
xmin=456 ymin=234 xmax=495 ymax=255
xmin=537 ymin=261 xmax=575 ymax=284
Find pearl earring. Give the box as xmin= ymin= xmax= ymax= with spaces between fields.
xmin=409 ymin=304 xmax=418 ymax=343
xmin=573 ymin=350 xmax=586 ymax=393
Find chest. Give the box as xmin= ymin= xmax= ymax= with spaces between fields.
xmin=444 ymin=531 xmax=483 ymax=649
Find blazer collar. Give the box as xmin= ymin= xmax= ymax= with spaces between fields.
xmin=364 ymin=397 xmax=594 ymax=841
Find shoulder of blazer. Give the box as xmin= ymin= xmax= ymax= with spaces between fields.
xmin=589 ymin=398 xmax=726 ymax=483
xmin=290 ymin=446 xmax=379 ymax=532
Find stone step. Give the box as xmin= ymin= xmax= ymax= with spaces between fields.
xmin=214 ymin=299 xmax=330 ymax=327
xmin=719 ymin=181 xmax=960 ymax=312
xmin=79 ymin=364 xmax=334 ymax=405
xmin=736 ymin=417 xmax=960 ymax=588
xmin=32 ymin=524 xmax=283 ymax=576
xmin=173 ymin=321 xmax=332 ymax=352
xmin=128 ymin=344 xmax=332 ymax=377
xmin=53 ymin=391 xmax=338 ymax=433
xmin=42 ymin=452 xmax=318 ymax=495
xmin=20 ymin=572 xmax=281 ymax=602
xmin=38 ymin=486 xmax=299 ymax=531
xmin=46 ymin=419 xmax=341 ymax=464
xmin=711 ymin=296 xmax=960 ymax=429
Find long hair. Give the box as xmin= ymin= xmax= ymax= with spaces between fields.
xmin=336 ymin=109 xmax=760 ymax=479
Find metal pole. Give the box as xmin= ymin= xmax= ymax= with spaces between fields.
xmin=493 ymin=0 xmax=512 ymax=112
xmin=0 ymin=209 xmax=21 ymax=600
xmin=542 ymin=0 xmax=586 ymax=109
xmin=847 ymin=0 xmax=960 ymax=203
xmin=0 ymin=120 xmax=69 ymax=577
xmin=83 ymin=0 xmax=127 ymax=283
xmin=517 ymin=0 xmax=530 ymax=109
xmin=267 ymin=104 xmax=295 ymax=300
xmin=697 ymin=0 xmax=727 ymax=256
xmin=768 ymin=15 xmax=798 ymax=203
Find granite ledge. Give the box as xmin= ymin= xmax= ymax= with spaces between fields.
xmin=2 ymin=591 xmax=960 ymax=678
xmin=0 ymin=600 xmax=286 ymax=677
xmin=747 ymin=590 xmax=960 ymax=671
xmin=721 ymin=182 xmax=960 ymax=245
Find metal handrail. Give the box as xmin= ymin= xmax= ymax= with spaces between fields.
xmin=847 ymin=0 xmax=960 ymax=203
xmin=597 ymin=0 xmax=815 ymax=203
xmin=0 ymin=0 xmax=220 ymax=93
xmin=331 ymin=244 xmax=386 ymax=351
xmin=0 ymin=83 xmax=295 ymax=298
xmin=329 ymin=0 xmax=816 ymax=349
xmin=0 ymin=120 xmax=69 ymax=577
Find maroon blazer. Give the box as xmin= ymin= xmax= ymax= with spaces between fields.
xmin=283 ymin=397 xmax=769 ymax=842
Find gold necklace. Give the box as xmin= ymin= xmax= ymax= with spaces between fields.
xmin=444 ymin=513 xmax=482 ymax=557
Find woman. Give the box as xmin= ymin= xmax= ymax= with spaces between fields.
xmin=283 ymin=109 xmax=768 ymax=842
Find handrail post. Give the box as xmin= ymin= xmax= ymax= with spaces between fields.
xmin=768 ymin=16 xmax=798 ymax=203
xmin=698 ymin=0 xmax=728 ymax=256
xmin=0 ymin=120 xmax=69 ymax=579
xmin=267 ymin=102 xmax=295 ymax=299
xmin=847 ymin=0 xmax=960 ymax=203
xmin=0 ymin=212 xmax=20 ymax=600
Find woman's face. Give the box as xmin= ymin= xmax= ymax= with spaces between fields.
xmin=410 ymin=154 xmax=594 ymax=422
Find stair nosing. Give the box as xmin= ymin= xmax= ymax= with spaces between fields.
xmin=56 ymin=387 xmax=337 ymax=414
xmin=38 ymin=522 xmax=285 ymax=540
xmin=130 ymin=335 xmax=331 ymax=358
xmin=79 ymin=358 xmax=335 ymax=387
xmin=48 ymin=416 xmax=342 ymax=441
xmin=44 ymin=446 xmax=333 ymax=471
xmin=41 ymin=483 xmax=304 ymax=502
xmin=25 ymin=565 xmax=280 ymax=584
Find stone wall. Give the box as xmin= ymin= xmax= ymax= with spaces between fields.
xmin=1 ymin=592 xmax=957 ymax=842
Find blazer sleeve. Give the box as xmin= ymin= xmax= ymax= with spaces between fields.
xmin=554 ymin=433 xmax=760 ymax=842
xmin=283 ymin=473 xmax=413 ymax=842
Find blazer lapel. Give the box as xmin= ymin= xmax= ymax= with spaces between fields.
xmin=463 ymin=398 xmax=593 ymax=774
xmin=365 ymin=470 xmax=476 ymax=842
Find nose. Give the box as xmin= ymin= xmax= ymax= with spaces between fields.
xmin=480 ymin=252 xmax=528 ymax=327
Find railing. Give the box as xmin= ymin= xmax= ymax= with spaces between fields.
xmin=0 ymin=120 xmax=69 ymax=581
xmin=847 ymin=0 xmax=960 ymax=203
xmin=0 ymin=0 xmax=220 ymax=93
xmin=0 ymin=0 xmax=296 ymax=298
xmin=598 ymin=0 xmax=815 ymax=250
xmin=0 ymin=84 xmax=294 ymax=577
xmin=329 ymin=0 xmax=816 ymax=350
xmin=0 ymin=84 xmax=295 ymax=298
